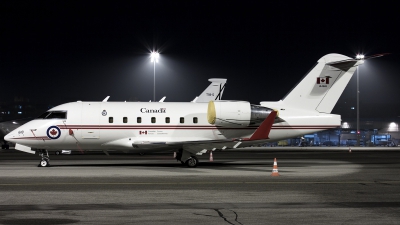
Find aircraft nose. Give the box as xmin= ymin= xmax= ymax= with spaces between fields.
xmin=4 ymin=132 xmax=12 ymax=142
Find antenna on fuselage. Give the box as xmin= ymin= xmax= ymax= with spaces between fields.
xmin=102 ymin=96 xmax=110 ymax=102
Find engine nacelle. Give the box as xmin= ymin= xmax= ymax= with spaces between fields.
xmin=207 ymin=101 xmax=275 ymax=127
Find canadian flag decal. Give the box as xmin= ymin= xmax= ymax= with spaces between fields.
xmin=139 ymin=131 xmax=148 ymax=135
xmin=317 ymin=76 xmax=331 ymax=84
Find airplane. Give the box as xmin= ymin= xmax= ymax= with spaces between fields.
xmin=0 ymin=78 xmax=227 ymax=151
xmin=4 ymin=53 xmax=386 ymax=167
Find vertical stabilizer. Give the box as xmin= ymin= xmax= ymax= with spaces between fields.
xmin=195 ymin=78 xmax=227 ymax=103
xmin=282 ymin=54 xmax=362 ymax=113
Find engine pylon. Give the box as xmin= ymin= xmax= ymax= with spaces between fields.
xmin=271 ymin=158 xmax=280 ymax=176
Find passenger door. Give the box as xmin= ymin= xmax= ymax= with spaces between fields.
xmin=81 ymin=102 xmax=100 ymax=139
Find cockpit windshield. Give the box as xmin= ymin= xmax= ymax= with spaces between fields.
xmin=36 ymin=111 xmax=67 ymax=119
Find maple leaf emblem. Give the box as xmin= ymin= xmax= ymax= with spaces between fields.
xmin=50 ymin=129 xmax=58 ymax=136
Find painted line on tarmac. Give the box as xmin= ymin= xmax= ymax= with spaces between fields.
xmin=0 ymin=181 xmax=399 ymax=186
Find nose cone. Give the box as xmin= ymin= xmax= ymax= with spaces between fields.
xmin=4 ymin=132 xmax=12 ymax=142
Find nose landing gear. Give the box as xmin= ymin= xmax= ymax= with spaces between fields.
xmin=37 ymin=149 xmax=50 ymax=167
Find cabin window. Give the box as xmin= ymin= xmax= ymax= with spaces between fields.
xmin=165 ymin=117 xmax=170 ymax=123
xmin=36 ymin=111 xmax=67 ymax=119
xmin=180 ymin=117 xmax=184 ymax=124
xmin=193 ymin=117 xmax=198 ymax=123
xmin=123 ymin=117 xmax=128 ymax=123
xmin=109 ymin=117 xmax=113 ymax=123
xmin=151 ymin=117 xmax=156 ymax=123
xmin=137 ymin=117 xmax=142 ymax=123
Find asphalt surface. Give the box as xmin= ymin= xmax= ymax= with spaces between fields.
xmin=0 ymin=149 xmax=399 ymax=225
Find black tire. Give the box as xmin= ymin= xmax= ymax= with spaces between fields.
xmin=185 ymin=156 xmax=198 ymax=168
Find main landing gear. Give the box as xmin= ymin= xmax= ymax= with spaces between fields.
xmin=185 ymin=156 xmax=198 ymax=168
xmin=175 ymin=150 xmax=199 ymax=168
xmin=37 ymin=149 xmax=50 ymax=167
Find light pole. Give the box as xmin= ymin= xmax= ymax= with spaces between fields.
xmin=355 ymin=54 xmax=364 ymax=146
xmin=150 ymin=51 xmax=160 ymax=102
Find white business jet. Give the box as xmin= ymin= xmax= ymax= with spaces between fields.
xmin=5 ymin=53 xmax=384 ymax=167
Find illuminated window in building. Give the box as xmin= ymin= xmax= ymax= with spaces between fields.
xmin=342 ymin=122 xmax=350 ymax=129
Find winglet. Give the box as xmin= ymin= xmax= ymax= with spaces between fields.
xmin=248 ymin=111 xmax=277 ymax=140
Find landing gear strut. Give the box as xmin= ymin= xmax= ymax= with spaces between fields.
xmin=38 ymin=149 xmax=50 ymax=167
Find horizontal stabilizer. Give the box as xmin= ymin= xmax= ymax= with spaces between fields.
xmin=327 ymin=53 xmax=389 ymax=71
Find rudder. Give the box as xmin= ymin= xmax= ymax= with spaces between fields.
xmin=282 ymin=54 xmax=360 ymax=113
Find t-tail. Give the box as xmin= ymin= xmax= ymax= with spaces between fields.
xmin=193 ymin=78 xmax=227 ymax=103
xmin=274 ymin=53 xmax=386 ymax=113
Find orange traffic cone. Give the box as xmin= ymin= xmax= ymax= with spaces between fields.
xmin=209 ymin=151 xmax=214 ymax=162
xmin=349 ymin=147 xmax=352 ymax=153
xmin=271 ymin=158 xmax=280 ymax=176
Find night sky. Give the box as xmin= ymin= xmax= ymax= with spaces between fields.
xmin=1 ymin=1 xmax=399 ymax=117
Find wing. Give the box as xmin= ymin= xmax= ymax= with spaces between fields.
xmin=127 ymin=111 xmax=277 ymax=155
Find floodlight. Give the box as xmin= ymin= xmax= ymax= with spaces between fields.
xmin=151 ymin=52 xmax=160 ymax=63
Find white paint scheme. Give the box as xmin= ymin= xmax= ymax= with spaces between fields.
xmin=5 ymin=54 xmax=363 ymax=166
xmin=102 ymin=96 xmax=110 ymax=102
xmin=158 ymin=96 xmax=166 ymax=102
xmin=15 ymin=143 xmax=35 ymax=154
xmin=194 ymin=78 xmax=226 ymax=102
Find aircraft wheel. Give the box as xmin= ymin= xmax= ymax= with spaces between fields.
xmin=38 ymin=159 xmax=49 ymax=167
xmin=185 ymin=156 xmax=198 ymax=168
xmin=55 ymin=151 xmax=60 ymax=155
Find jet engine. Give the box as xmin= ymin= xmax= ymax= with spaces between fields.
xmin=207 ymin=101 xmax=276 ymax=127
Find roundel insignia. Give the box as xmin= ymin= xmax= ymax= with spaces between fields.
xmin=47 ymin=126 xmax=61 ymax=139
xmin=102 ymin=110 xmax=107 ymax=116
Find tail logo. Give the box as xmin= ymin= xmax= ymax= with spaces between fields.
xmin=317 ymin=76 xmax=331 ymax=87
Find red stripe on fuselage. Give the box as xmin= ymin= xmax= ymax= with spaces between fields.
xmin=57 ymin=125 xmax=338 ymax=130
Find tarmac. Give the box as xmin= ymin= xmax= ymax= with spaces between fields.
xmin=0 ymin=148 xmax=399 ymax=225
